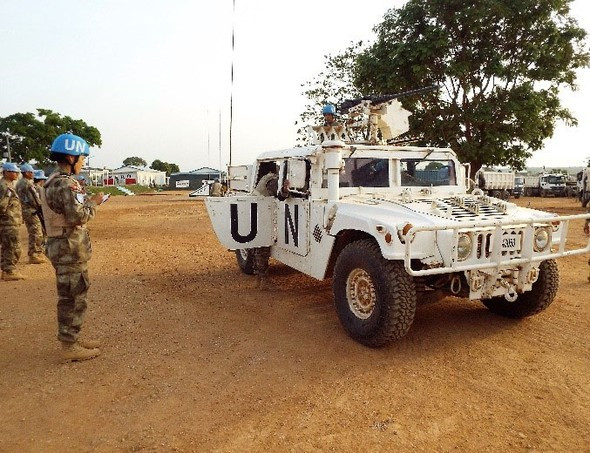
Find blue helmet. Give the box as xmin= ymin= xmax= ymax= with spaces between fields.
xmin=322 ymin=104 xmax=336 ymax=115
xmin=34 ymin=170 xmax=48 ymax=180
xmin=3 ymin=162 xmax=21 ymax=173
xmin=50 ymin=133 xmax=90 ymax=156
xmin=21 ymin=163 xmax=35 ymax=173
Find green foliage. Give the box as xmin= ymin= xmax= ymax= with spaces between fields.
xmin=302 ymin=0 xmax=589 ymax=174
xmin=150 ymin=159 xmax=179 ymax=176
xmin=297 ymin=42 xmax=365 ymax=144
xmin=123 ymin=156 xmax=147 ymax=167
xmin=0 ymin=109 xmax=101 ymax=165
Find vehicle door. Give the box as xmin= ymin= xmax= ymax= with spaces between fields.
xmin=276 ymin=158 xmax=311 ymax=256
xmin=206 ymin=195 xmax=276 ymax=249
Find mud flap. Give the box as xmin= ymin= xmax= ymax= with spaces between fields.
xmin=205 ymin=196 xmax=275 ymax=249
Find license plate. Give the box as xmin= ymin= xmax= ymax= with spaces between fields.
xmin=501 ymin=235 xmax=520 ymax=252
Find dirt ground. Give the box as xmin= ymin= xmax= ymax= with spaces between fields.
xmin=1 ymin=193 xmax=589 ymax=452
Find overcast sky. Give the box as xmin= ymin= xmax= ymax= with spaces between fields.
xmin=1 ymin=0 xmax=589 ymax=171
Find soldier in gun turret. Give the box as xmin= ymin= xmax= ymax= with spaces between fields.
xmin=16 ymin=163 xmax=48 ymax=264
xmin=322 ymin=104 xmax=338 ymax=127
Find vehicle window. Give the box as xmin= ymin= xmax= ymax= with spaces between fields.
xmin=400 ymin=159 xmax=456 ymax=186
xmin=547 ymin=175 xmax=564 ymax=184
xmin=339 ymin=158 xmax=389 ymax=187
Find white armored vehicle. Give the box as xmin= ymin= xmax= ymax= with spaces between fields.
xmin=206 ymin=93 xmax=590 ymax=347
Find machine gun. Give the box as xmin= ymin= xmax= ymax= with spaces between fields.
xmin=336 ymin=85 xmax=439 ymax=144
xmin=339 ymin=85 xmax=439 ymax=114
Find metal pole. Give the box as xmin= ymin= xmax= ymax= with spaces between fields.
xmin=6 ymin=134 xmax=11 ymax=162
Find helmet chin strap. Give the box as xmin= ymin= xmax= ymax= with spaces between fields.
xmin=69 ymin=155 xmax=80 ymax=175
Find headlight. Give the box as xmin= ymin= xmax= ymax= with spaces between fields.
xmin=534 ymin=227 xmax=551 ymax=252
xmin=457 ymin=233 xmax=472 ymax=261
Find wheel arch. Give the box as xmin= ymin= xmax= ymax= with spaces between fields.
xmin=325 ymin=229 xmax=379 ymax=279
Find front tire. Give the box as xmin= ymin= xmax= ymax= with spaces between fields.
xmin=235 ymin=249 xmax=255 ymax=275
xmin=332 ymin=240 xmax=417 ymax=347
xmin=482 ymin=260 xmax=559 ymax=318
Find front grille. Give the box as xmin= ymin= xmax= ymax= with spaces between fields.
xmin=474 ymin=229 xmax=523 ymax=259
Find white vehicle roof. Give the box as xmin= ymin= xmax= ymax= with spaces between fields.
xmin=255 ymin=144 xmax=456 ymax=161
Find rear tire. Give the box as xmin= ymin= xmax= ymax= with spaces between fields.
xmin=235 ymin=249 xmax=255 ymax=275
xmin=333 ymin=240 xmax=417 ymax=347
xmin=482 ymin=260 xmax=559 ymax=318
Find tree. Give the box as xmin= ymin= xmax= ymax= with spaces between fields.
xmin=123 ymin=156 xmax=147 ymax=167
xmin=0 ymin=109 xmax=101 ymax=165
xmin=150 ymin=159 xmax=179 ymax=176
xmin=302 ymin=0 xmax=589 ymax=175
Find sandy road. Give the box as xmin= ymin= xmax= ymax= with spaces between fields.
xmin=1 ymin=193 xmax=589 ymax=452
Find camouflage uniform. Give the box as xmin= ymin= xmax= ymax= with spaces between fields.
xmin=252 ymin=172 xmax=279 ymax=278
xmin=40 ymin=171 xmax=97 ymax=344
xmin=585 ymin=213 xmax=590 ymax=283
xmin=0 ymin=177 xmax=23 ymax=273
xmin=16 ymin=177 xmax=46 ymax=258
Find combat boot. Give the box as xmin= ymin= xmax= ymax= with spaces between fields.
xmin=28 ymin=254 xmax=48 ymax=264
xmin=61 ymin=342 xmax=100 ymax=362
xmin=77 ymin=338 xmax=101 ymax=349
xmin=1 ymin=271 xmax=25 ymax=281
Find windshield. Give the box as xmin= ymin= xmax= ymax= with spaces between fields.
xmin=546 ymin=175 xmax=565 ymax=184
xmin=339 ymin=158 xmax=389 ymax=187
xmin=400 ymin=159 xmax=456 ymax=186
xmin=515 ymin=177 xmax=524 ymax=185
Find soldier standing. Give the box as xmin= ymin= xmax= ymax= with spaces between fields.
xmin=584 ymin=216 xmax=590 ymax=283
xmin=210 ymin=178 xmax=223 ymax=197
xmin=251 ymin=163 xmax=290 ymax=290
xmin=0 ymin=162 xmax=24 ymax=281
xmin=16 ymin=163 xmax=48 ymax=264
xmin=41 ymin=133 xmax=106 ymax=362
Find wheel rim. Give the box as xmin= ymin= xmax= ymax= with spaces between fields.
xmin=346 ymin=268 xmax=377 ymax=319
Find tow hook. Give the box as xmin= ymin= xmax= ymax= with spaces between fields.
xmin=450 ymin=275 xmax=462 ymax=295
xmin=505 ymin=286 xmax=518 ymax=302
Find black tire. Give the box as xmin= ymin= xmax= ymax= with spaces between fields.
xmin=482 ymin=260 xmax=559 ymax=318
xmin=235 ymin=249 xmax=255 ymax=275
xmin=332 ymin=240 xmax=417 ymax=347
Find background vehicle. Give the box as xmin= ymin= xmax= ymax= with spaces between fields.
xmin=514 ymin=175 xmax=525 ymax=198
xmin=524 ymin=173 xmax=566 ymax=197
xmin=475 ymin=169 xmax=515 ymax=200
xmin=578 ymin=168 xmax=590 ymax=207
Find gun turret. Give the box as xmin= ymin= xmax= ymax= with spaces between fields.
xmin=339 ymin=85 xmax=439 ymax=114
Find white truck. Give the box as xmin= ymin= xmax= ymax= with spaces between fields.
xmin=577 ymin=167 xmax=590 ymax=207
xmin=524 ymin=173 xmax=567 ymax=197
xmin=206 ymin=94 xmax=590 ymax=347
xmin=475 ymin=169 xmax=515 ymax=200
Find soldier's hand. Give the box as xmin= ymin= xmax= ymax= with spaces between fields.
xmin=90 ymin=192 xmax=105 ymax=205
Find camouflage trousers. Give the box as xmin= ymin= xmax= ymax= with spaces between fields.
xmin=253 ymin=247 xmax=271 ymax=276
xmin=53 ymin=264 xmax=90 ymax=343
xmin=23 ymin=212 xmax=45 ymax=257
xmin=0 ymin=225 xmax=22 ymax=273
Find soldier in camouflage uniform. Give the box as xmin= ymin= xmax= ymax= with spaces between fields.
xmin=251 ymin=163 xmax=290 ymax=290
xmin=16 ymin=163 xmax=48 ymax=264
xmin=0 ymin=162 xmax=24 ymax=281
xmin=585 ymin=215 xmax=590 ymax=283
xmin=41 ymin=133 xmax=106 ymax=362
